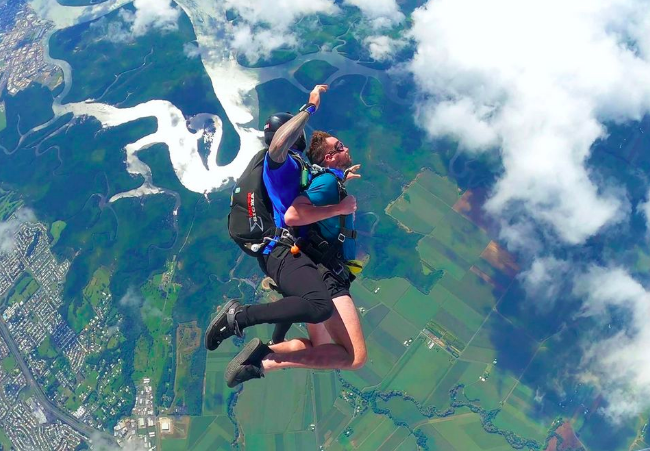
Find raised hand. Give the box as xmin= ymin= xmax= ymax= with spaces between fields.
xmin=344 ymin=164 xmax=361 ymax=182
xmin=308 ymin=84 xmax=328 ymax=110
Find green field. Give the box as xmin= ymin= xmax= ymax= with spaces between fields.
xmin=387 ymin=181 xmax=447 ymax=234
xmin=350 ymin=416 xmax=399 ymax=450
xmin=382 ymin=337 xmax=454 ymax=403
xmin=417 ymin=170 xmax=462 ymax=207
xmin=0 ymin=104 xmax=6 ymax=133
xmin=133 ymin=268 xmax=181 ymax=391
xmin=6 ymin=273 xmax=39 ymax=306
xmin=161 ymin=415 xmax=233 ymax=451
xmin=36 ymin=336 xmax=58 ymax=359
xmin=418 ymin=236 xmax=471 ymax=280
xmin=492 ymin=402 xmax=548 ymax=443
xmin=337 ymin=411 xmax=393 ymax=450
xmin=440 ymin=271 xmax=501 ymax=316
xmin=236 ymin=368 xmax=314 ymax=433
xmin=82 ymin=267 xmax=111 ymax=308
xmin=294 ymin=60 xmax=339 ymax=90
xmin=429 ymin=214 xmax=491 ymax=265
xmin=0 ymin=426 xmax=11 ymax=449
xmin=393 ymin=285 xmax=446 ymax=329
xmin=425 ymin=360 xmax=479 ymax=409
xmin=359 ymin=277 xmax=410 ymax=308
xmin=0 ymin=189 xmax=22 ymax=221
xmin=1 ymin=355 xmax=16 ymax=373
xmin=67 ymin=296 xmax=95 ymax=333
xmin=419 ymin=414 xmax=512 ymax=451
xmin=49 ymin=220 xmax=67 ymax=246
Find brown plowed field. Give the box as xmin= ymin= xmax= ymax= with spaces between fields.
xmin=481 ymin=241 xmax=520 ymax=278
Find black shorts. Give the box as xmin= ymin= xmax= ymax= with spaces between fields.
xmin=321 ymin=264 xmax=351 ymax=299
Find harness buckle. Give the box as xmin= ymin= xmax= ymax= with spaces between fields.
xmin=338 ymin=233 xmax=346 ymax=243
xmin=333 ymin=263 xmax=344 ymax=275
xmin=280 ymin=228 xmax=295 ymax=241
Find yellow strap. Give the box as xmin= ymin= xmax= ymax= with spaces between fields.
xmin=346 ymin=260 xmax=364 ymax=275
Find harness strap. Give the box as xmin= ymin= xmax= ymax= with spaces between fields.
xmin=245 ymin=227 xmax=296 ymax=253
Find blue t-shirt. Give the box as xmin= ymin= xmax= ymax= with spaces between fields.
xmin=303 ymin=170 xmax=356 ymax=261
xmin=262 ymin=150 xmax=302 ymax=254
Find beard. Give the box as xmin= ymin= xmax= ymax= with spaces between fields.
xmin=338 ymin=154 xmax=353 ymax=170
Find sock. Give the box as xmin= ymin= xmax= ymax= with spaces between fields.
xmin=233 ymin=305 xmax=250 ymax=328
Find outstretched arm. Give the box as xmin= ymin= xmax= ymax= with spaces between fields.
xmin=285 ymin=195 xmax=357 ymax=227
xmin=268 ymin=84 xmax=328 ymax=164
xmin=268 ymin=112 xmax=310 ymax=164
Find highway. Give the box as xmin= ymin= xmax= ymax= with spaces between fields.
xmin=0 ymin=316 xmax=118 ymax=447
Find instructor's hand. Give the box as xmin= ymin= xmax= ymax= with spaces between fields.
xmin=309 ymin=84 xmax=328 ymax=111
xmin=338 ymin=195 xmax=357 ymax=215
xmin=344 ymin=164 xmax=361 ymax=182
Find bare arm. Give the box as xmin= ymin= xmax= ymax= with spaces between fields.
xmin=268 ymin=112 xmax=310 ymax=164
xmin=268 ymin=84 xmax=328 ymax=164
xmin=285 ymin=195 xmax=356 ymax=227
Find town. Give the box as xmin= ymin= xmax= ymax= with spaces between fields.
xmin=0 ymin=1 xmax=63 ymax=96
xmin=0 ymin=208 xmax=140 ymax=449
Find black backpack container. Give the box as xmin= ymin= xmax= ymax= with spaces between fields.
xmin=228 ymin=149 xmax=276 ymax=256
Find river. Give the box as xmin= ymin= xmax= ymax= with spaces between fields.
xmin=26 ymin=0 xmax=409 ymax=198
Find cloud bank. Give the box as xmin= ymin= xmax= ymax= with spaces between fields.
xmin=406 ymin=0 xmax=650 ymax=422
xmin=224 ymin=0 xmax=340 ymax=63
xmin=573 ymin=267 xmax=650 ymax=422
xmin=408 ymin=0 xmax=650 ymax=246
xmin=344 ymin=0 xmax=404 ymax=29
xmin=91 ymin=0 xmax=181 ymax=43
xmin=0 ymin=209 xmax=36 ymax=254
xmin=118 ymin=287 xmax=163 ymax=319
xmin=364 ymin=35 xmax=407 ymax=62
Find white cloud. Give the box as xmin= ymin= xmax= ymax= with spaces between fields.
xmin=224 ymin=0 xmax=340 ymax=63
xmin=573 ymin=266 xmax=650 ymax=423
xmin=519 ymin=256 xmax=570 ymax=309
xmin=127 ymin=0 xmax=181 ymax=37
xmin=364 ymin=35 xmax=407 ymax=62
xmin=90 ymin=432 xmax=149 ymax=451
xmin=407 ymin=0 xmax=650 ymax=245
xmin=344 ymin=0 xmax=404 ymax=29
xmin=638 ymin=188 xmax=650 ymax=232
xmin=118 ymin=287 xmax=163 ymax=319
xmin=91 ymin=0 xmax=180 ymax=43
xmin=183 ymin=42 xmax=201 ymax=59
xmin=0 ymin=209 xmax=36 ymax=254
xmin=118 ymin=287 xmax=142 ymax=308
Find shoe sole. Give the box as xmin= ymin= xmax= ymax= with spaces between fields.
xmin=204 ymin=299 xmax=239 ymax=351
xmin=225 ymin=337 xmax=262 ymax=388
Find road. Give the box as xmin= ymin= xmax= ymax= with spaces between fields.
xmin=0 ymin=317 xmax=118 ymax=446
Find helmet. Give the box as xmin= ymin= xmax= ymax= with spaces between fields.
xmin=263 ymin=112 xmax=306 ymax=152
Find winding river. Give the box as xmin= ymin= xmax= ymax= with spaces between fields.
xmin=25 ymin=0 xmax=411 ymax=201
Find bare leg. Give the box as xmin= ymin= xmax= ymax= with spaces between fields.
xmin=261 ymin=295 xmax=366 ymax=372
xmin=266 ymin=323 xmax=333 ymax=354
xmin=306 ymin=323 xmax=332 ymax=346
xmin=269 ymin=338 xmax=312 ymax=353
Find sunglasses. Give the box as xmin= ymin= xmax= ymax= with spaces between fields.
xmin=326 ymin=140 xmax=347 ymax=157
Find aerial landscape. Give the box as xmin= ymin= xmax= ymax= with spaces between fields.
xmin=1 ymin=0 xmax=650 ymax=450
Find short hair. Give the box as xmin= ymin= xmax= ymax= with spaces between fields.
xmin=307 ymin=131 xmax=333 ymax=165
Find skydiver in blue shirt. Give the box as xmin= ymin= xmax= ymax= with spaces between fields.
xmin=223 ymin=130 xmax=367 ymax=387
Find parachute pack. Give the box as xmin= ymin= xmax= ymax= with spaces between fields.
xmin=227 ymin=149 xmax=311 ymax=256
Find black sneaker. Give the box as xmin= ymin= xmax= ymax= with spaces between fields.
xmin=204 ymin=300 xmax=244 ymax=351
xmin=225 ymin=338 xmax=270 ymax=388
